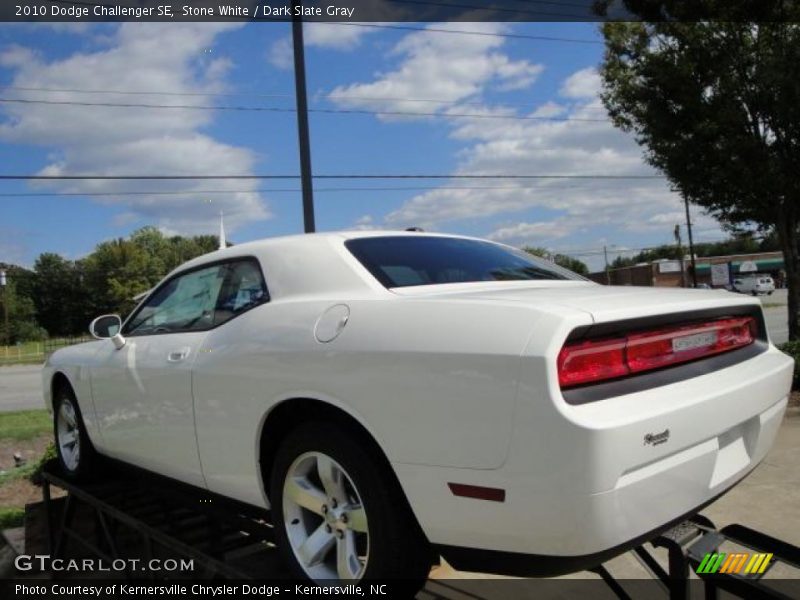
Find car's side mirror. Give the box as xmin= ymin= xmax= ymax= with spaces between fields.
xmin=89 ymin=314 xmax=126 ymax=349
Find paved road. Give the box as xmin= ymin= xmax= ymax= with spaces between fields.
xmin=0 ymin=364 xmax=44 ymax=412
xmin=758 ymin=287 xmax=789 ymax=345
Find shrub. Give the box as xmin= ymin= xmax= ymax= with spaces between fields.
xmin=28 ymin=443 xmax=56 ymax=486
xmin=0 ymin=507 xmax=24 ymax=529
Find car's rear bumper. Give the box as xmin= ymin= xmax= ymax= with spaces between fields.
xmin=436 ymin=487 xmax=731 ymax=577
xmin=394 ymin=345 xmax=792 ymax=566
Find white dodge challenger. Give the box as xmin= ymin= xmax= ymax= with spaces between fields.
xmin=42 ymin=231 xmax=793 ymax=583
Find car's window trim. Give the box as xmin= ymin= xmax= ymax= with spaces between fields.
xmin=122 ymin=256 xmax=270 ymax=337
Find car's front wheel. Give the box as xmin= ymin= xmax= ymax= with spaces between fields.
xmin=53 ymin=385 xmax=96 ymax=480
xmin=270 ymin=422 xmax=430 ymax=587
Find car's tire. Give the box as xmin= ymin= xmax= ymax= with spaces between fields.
xmin=270 ymin=421 xmax=430 ymax=589
xmin=53 ymin=384 xmax=97 ymax=481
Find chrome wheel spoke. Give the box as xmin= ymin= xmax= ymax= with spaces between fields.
xmin=62 ymin=403 xmax=77 ymax=427
xmin=316 ymin=455 xmax=346 ymax=500
xmin=60 ymin=430 xmax=78 ymax=446
xmin=298 ymin=523 xmax=335 ymax=567
xmin=57 ymin=399 xmax=81 ymax=471
xmin=283 ymin=450 xmax=370 ymax=582
xmin=285 ymin=477 xmax=327 ymax=517
xmin=345 ymin=506 xmax=368 ymax=533
xmin=336 ymin=530 xmax=362 ymax=580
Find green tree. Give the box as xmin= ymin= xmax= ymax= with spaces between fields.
xmin=0 ymin=278 xmax=44 ymax=344
xmin=80 ymin=227 xmax=221 ymax=321
xmin=32 ymin=253 xmax=82 ymax=337
xmin=600 ymin=19 xmax=800 ymax=338
xmin=523 ymin=246 xmax=589 ymax=276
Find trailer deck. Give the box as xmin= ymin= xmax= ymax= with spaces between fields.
xmin=2 ymin=460 xmax=798 ymax=599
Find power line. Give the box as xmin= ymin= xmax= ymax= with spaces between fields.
xmin=0 ymin=174 xmax=665 ymax=181
xmin=0 ymin=97 xmax=608 ymax=123
xmin=383 ymin=0 xmax=595 ymax=20
xmin=0 ymin=84 xmax=609 ymax=113
xmin=325 ymin=22 xmax=602 ymax=44
xmin=0 ymin=183 xmax=610 ymax=197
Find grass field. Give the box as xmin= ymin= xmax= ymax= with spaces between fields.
xmin=0 ymin=410 xmax=51 ymax=441
xmin=0 ymin=409 xmax=53 ymax=529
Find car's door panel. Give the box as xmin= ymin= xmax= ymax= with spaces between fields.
xmin=89 ymin=258 xmax=269 ymax=489
xmin=89 ymin=262 xmax=231 ymax=488
xmin=89 ymin=332 xmax=209 ymax=486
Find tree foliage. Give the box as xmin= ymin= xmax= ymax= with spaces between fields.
xmin=610 ymin=234 xmax=779 ymax=269
xmin=600 ymin=18 xmax=800 ymax=338
xmin=4 ymin=227 xmax=221 ymax=340
xmin=523 ymin=246 xmax=590 ymax=276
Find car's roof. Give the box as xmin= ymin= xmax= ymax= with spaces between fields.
xmin=179 ymin=230 xmax=484 ymax=268
xmin=232 ymin=229 xmax=480 ymax=247
xmin=165 ymin=230 xmax=491 ymax=298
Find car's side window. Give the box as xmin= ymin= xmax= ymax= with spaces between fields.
xmin=213 ymin=260 xmax=269 ymax=327
xmin=123 ymin=258 xmax=269 ymax=337
xmin=125 ymin=264 xmax=226 ymax=336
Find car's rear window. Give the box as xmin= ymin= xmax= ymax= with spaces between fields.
xmin=345 ymin=236 xmax=581 ymax=288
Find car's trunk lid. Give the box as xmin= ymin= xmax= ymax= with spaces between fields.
xmin=391 ymin=281 xmax=761 ymax=325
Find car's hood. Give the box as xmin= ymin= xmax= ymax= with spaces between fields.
xmin=391 ymin=281 xmax=759 ymax=324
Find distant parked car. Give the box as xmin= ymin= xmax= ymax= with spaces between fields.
xmin=733 ymin=276 xmax=775 ymax=295
xmin=42 ymin=231 xmax=793 ymax=585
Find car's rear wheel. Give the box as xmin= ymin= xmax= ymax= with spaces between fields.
xmin=270 ymin=422 xmax=430 ymax=588
xmin=53 ymin=385 xmax=96 ymax=480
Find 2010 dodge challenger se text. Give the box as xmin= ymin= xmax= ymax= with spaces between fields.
xmin=42 ymin=231 xmax=793 ymax=588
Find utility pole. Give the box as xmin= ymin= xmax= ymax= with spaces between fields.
xmin=684 ymin=196 xmax=698 ymax=287
xmin=603 ymin=245 xmax=611 ymax=285
xmin=291 ymin=3 xmax=316 ymax=233
xmin=0 ymin=270 xmax=8 ymax=348
xmin=674 ymin=224 xmax=687 ymax=288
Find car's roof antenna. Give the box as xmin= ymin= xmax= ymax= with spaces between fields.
xmin=405 ymin=227 xmax=424 ymax=232
xmin=219 ymin=211 xmax=227 ymax=250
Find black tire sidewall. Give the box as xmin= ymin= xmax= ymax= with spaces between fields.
xmin=269 ymin=421 xmax=428 ymax=583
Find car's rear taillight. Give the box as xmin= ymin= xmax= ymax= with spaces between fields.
xmin=557 ymin=316 xmax=756 ymax=389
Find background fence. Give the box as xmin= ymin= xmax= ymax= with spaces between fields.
xmin=0 ymin=337 xmax=91 ymax=367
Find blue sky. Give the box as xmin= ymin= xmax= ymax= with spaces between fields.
xmin=0 ymin=21 xmax=725 ymax=271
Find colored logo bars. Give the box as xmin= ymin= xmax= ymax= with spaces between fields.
xmin=696 ymin=552 xmax=773 ymax=575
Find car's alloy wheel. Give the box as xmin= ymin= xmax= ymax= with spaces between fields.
xmin=270 ymin=422 xmax=431 ymax=588
xmin=53 ymin=385 xmax=96 ymax=480
xmin=56 ymin=398 xmax=81 ymax=472
xmin=282 ymin=451 xmax=369 ymax=580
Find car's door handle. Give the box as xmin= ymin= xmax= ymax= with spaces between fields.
xmin=167 ymin=347 xmax=191 ymax=363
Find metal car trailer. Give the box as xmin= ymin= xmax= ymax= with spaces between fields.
xmin=5 ymin=460 xmax=799 ymax=599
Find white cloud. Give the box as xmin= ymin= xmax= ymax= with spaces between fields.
xmin=328 ymin=23 xmax=542 ymax=117
xmin=488 ymin=218 xmax=575 ymax=243
xmin=560 ymin=67 xmax=602 ymax=99
xmin=0 ymin=23 xmax=270 ymax=234
xmin=342 ymin=55 xmax=726 ymax=255
xmin=268 ymin=36 xmax=293 ymax=70
xmin=351 ymin=215 xmax=377 ymax=230
xmin=305 ymin=23 xmax=373 ymax=49
xmin=268 ymin=23 xmax=376 ymax=70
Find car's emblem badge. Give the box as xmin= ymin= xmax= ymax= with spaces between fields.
xmin=644 ymin=429 xmax=670 ymax=446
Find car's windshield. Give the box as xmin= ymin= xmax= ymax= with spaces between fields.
xmin=345 ymin=236 xmax=582 ymax=288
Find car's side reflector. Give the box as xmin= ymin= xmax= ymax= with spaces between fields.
xmin=447 ymin=483 xmax=506 ymax=502
xmin=557 ymin=316 xmax=756 ymax=389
